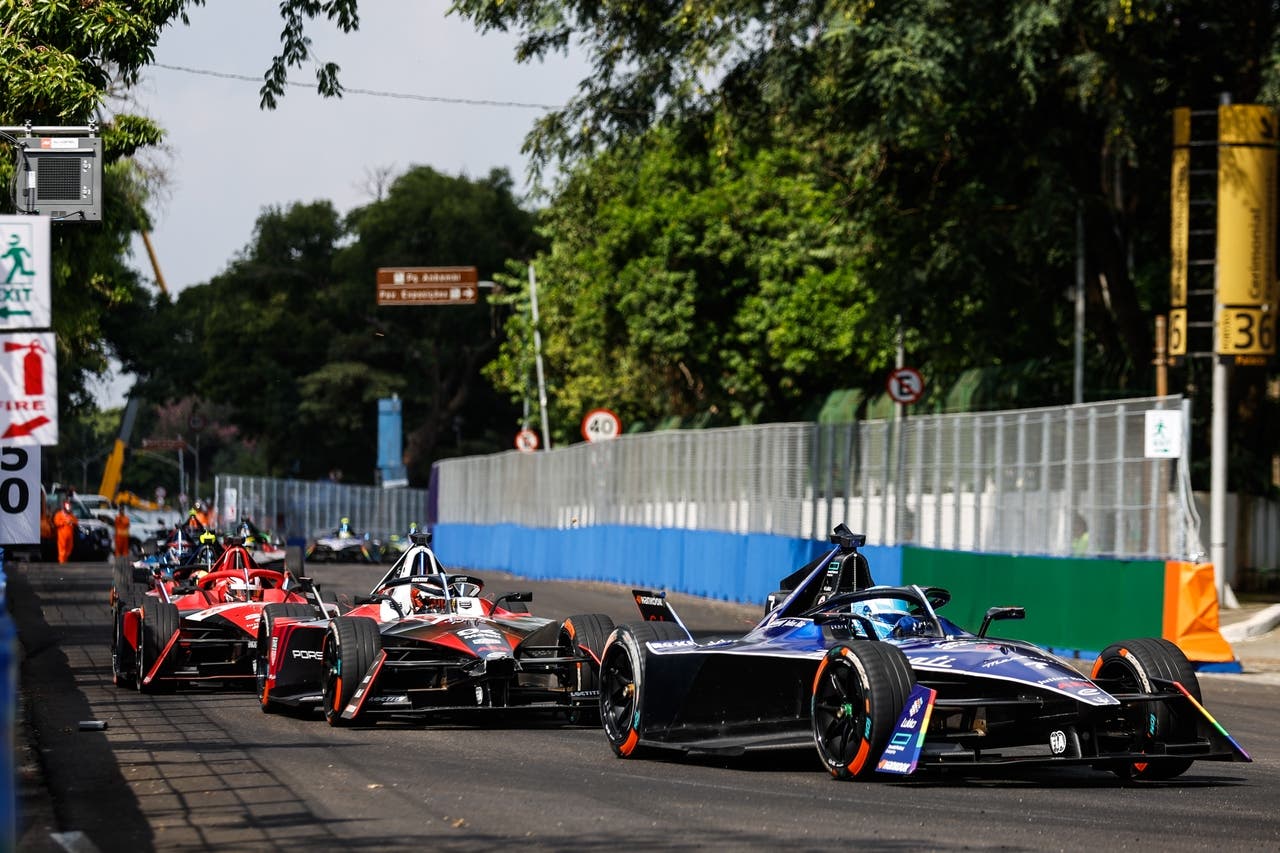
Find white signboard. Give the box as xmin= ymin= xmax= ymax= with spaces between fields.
xmin=0 ymin=215 xmax=52 ymax=330
xmin=0 ymin=445 xmax=40 ymax=544
xmin=0 ymin=332 xmax=57 ymax=444
xmin=222 ymin=487 xmax=238 ymax=524
xmin=1143 ymin=410 xmax=1183 ymax=458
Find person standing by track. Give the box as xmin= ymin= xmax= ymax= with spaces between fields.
xmin=53 ymin=500 xmax=77 ymax=563
xmin=114 ymin=506 xmax=131 ymax=559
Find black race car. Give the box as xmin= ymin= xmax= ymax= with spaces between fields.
xmin=598 ymin=524 xmax=1251 ymax=780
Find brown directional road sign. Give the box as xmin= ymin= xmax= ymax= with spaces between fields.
xmin=376 ymin=266 xmax=479 ymax=305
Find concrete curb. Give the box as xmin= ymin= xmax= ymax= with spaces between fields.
xmin=1221 ymin=603 xmax=1280 ymax=643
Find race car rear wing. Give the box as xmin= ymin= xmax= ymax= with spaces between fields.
xmin=630 ymin=589 xmax=692 ymax=639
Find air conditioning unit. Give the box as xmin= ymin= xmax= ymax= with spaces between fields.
xmin=11 ymin=136 xmax=102 ymax=222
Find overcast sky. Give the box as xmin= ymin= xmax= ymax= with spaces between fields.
xmin=122 ymin=0 xmax=585 ymax=292
xmin=92 ymin=1 xmax=586 ymax=406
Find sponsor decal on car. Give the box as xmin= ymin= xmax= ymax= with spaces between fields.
xmin=877 ymin=684 xmax=937 ymax=775
xmin=1049 ymin=730 xmax=1068 ymax=754
xmin=907 ymin=654 xmax=958 ymax=669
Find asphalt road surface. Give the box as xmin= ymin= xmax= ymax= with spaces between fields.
xmin=12 ymin=559 xmax=1279 ymax=852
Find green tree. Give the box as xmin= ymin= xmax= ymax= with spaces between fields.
xmin=134 ymin=168 xmax=539 ymax=483
xmin=457 ymin=0 xmax=1280 ymax=481
xmin=1 ymin=0 xmax=361 ymax=427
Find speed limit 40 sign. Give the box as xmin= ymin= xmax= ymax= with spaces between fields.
xmin=581 ymin=408 xmax=622 ymax=442
xmin=0 ymin=445 xmax=39 ymax=544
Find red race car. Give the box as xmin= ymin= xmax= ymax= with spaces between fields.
xmin=112 ymin=540 xmax=330 ymax=692
xmin=255 ymin=532 xmax=616 ymax=727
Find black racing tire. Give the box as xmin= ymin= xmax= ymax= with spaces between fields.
xmin=110 ymin=605 xmax=135 ymax=689
xmin=112 ymin=560 xmax=147 ymax=610
xmin=322 ymin=616 xmax=381 ymax=727
xmin=560 ymin=614 xmax=617 ymax=725
xmin=1092 ymin=637 xmax=1201 ymax=780
xmin=137 ymin=597 xmax=180 ymax=694
xmin=811 ymin=641 xmax=915 ymax=780
xmin=256 ymin=603 xmax=320 ymax=713
xmin=599 ymin=621 xmax=688 ymax=757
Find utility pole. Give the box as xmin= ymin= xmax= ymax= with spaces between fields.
xmin=529 ymin=264 xmax=552 ymax=451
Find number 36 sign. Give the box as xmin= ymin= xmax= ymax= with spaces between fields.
xmin=0 ymin=445 xmax=39 ymax=544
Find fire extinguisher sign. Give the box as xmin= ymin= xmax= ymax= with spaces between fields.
xmin=0 ymin=332 xmax=57 ymax=445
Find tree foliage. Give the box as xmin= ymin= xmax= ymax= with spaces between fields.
xmin=131 ymin=168 xmax=538 ymax=484
xmin=458 ymin=0 xmax=1280 ymax=486
xmin=1 ymin=0 xmax=366 ymax=494
xmin=1 ymin=0 xmax=363 ymax=420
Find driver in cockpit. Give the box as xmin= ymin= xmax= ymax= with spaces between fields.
xmin=854 ymin=597 xmax=912 ymax=639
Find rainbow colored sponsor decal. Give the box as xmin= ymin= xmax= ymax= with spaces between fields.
xmin=876 ymin=684 xmax=937 ymax=774
xmin=1173 ymin=681 xmax=1251 ymax=761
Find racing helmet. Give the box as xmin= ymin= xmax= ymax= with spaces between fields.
xmin=855 ymin=596 xmax=911 ymax=631
xmin=223 ymin=577 xmax=253 ymax=602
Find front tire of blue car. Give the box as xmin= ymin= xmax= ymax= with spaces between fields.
xmin=811 ymin=641 xmax=915 ymax=780
xmin=599 ymin=621 xmax=686 ymax=757
xmin=1092 ymin=637 xmax=1200 ymax=780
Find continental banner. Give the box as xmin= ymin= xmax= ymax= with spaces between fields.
xmin=1170 ymin=107 xmax=1190 ymax=311
xmin=1216 ymin=104 xmax=1278 ymax=360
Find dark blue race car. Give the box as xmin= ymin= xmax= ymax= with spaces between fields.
xmin=599 ymin=524 xmax=1250 ymax=781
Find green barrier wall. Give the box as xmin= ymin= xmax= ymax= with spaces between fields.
xmin=901 ymin=547 xmax=1166 ymax=656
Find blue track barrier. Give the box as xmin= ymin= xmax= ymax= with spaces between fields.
xmin=432 ymin=523 xmax=903 ymax=604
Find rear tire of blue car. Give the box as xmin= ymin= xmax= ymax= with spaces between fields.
xmin=1092 ymin=637 xmax=1201 ymax=780
xmin=811 ymin=641 xmax=915 ymax=780
xmin=137 ymin=597 xmax=179 ymax=694
xmin=560 ymin=613 xmax=617 ymax=725
xmin=256 ymin=603 xmax=320 ymax=713
xmin=323 ymin=616 xmax=380 ymax=727
xmin=600 ymin=621 xmax=688 ymax=757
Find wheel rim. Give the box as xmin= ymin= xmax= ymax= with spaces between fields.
xmin=601 ymin=645 xmax=638 ymax=748
xmin=255 ymin=625 xmax=270 ymax=705
xmin=813 ymin=655 xmax=867 ymax=775
xmin=323 ymin=629 xmax=342 ymax=720
xmin=111 ymin=610 xmax=127 ymax=684
xmin=136 ymin=622 xmax=148 ymax=689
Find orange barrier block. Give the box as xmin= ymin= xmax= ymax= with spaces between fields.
xmin=1162 ymin=561 xmax=1237 ymax=664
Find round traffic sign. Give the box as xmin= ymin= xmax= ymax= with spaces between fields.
xmin=514 ymin=428 xmax=540 ymax=452
xmin=886 ymin=367 xmax=925 ymax=404
xmin=188 ymin=413 xmax=207 ymax=432
xmin=581 ymin=408 xmax=622 ymax=442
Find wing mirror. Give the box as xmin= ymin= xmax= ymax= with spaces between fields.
xmin=978 ymin=606 xmax=1025 ymax=638
xmin=494 ymin=591 xmax=533 ymax=608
